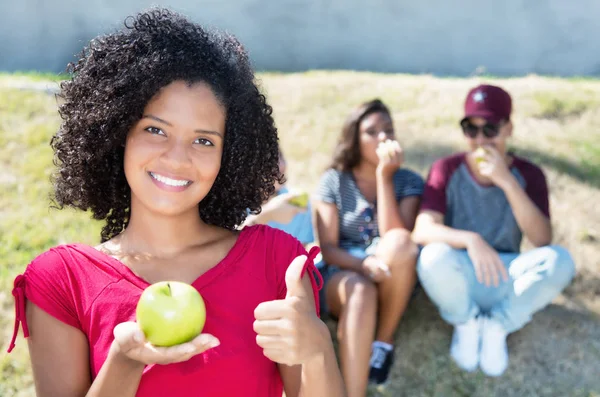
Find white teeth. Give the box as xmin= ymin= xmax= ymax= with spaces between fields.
xmin=150 ymin=172 xmax=191 ymax=187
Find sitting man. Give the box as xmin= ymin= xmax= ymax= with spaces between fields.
xmin=412 ymin=84 xmax=576 ymax=377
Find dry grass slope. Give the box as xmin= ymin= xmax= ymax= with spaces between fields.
xmin=1 ymin=72 xmax=599 ymax=397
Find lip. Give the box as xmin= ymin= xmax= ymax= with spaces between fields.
xmin=148 ymin=171 xmax=193 ymax=193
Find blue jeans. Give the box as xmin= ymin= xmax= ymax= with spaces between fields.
xmin=416 ymin=243 xmax=576 ymax=333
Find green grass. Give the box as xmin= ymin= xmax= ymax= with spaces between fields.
xmin=2 ymin=72 xmax=600 ymax=397
xmin=0 ymin=71 xmax=69 ymax=82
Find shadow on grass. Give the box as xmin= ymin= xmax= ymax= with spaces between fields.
xmin=324 ymin=291 xmax=600 ymax=397
xmin=515 ymin=148 xmax=600 ymax=189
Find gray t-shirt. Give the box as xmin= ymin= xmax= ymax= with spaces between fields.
xmin=315 ymin=168 xmax=425 ymax=250
xmin=420 ymin=153 xmax=550 ymax=253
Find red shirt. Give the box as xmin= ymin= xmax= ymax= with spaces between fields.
xmin=9 ymin=225 xmax=322 ymax=397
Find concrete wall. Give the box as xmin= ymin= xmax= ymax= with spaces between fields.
xmin=1 ymin=0 xmax=599 ymax=76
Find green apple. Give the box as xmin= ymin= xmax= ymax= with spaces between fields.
xmin=136 ymin=281 xmax=206 ymax=347
xmin=289 ymin=192 xmax=309 ymax=208
xmin=474 ymin=147 xmax=488 ymax=165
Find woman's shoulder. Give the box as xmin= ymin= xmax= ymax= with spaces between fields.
xmin=319 ymin=167 xmax=342 ymax=181
xmin=240 ymin=224 xmax=303 ymax=245
xmin=394 ymin=167 xmax=425 ymax=182
xmin=26 ymin=243 xmax=91 ymax=268
xmin=23 ymin=242 xmax=123 ymax=283
xmin=238 ymin=224 xmax=305 ymax=259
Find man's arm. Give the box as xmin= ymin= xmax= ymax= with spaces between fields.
xmin=412 ymin=210 xmax=477 ymax=249
xmin=498 ymin=176 xmax=552 ymax=247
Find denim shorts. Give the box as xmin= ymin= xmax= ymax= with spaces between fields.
xmin=317 ymin=239 xmax=379 ymax=317
xmin=317 ymin=238 xmax=420 ymax=317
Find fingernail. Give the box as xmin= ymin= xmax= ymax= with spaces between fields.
xmin=208 ymin=339 xmax=220 ymax=349
xmin=184 ymin=346 xmax=196 ymax=354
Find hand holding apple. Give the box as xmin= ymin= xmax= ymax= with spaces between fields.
xmin=253 ymin=255 xmax=330 ymax=366
xmin=376 ymin=139 xmax=403 ymax=177
xmin=109 ymin=281 xmax=219 ymax=366
xmin=111 ymin=321 xmax=220 ymax=366
xmin=475 ymin=145 xmax=514 ymax=188
xmin=474 ymin=147 xmax=488 ymax=165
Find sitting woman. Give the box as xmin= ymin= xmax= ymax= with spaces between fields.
xmin=313 ymin=99 xmax=424 ymax=395
xmin=243 ymin=147 xmax=316 ymax=247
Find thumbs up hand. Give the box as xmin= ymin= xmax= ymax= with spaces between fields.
xmin=253 ymin=255 xmax=329 ymax=366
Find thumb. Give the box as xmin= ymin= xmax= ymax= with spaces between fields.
xmin=113 ymin=321 xmax=145 ymax=351
xmin=285 ymin=255 xmax=308 ymax=299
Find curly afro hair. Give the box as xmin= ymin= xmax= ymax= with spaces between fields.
xmin=52 ymin=8 xmax=281 ymax=242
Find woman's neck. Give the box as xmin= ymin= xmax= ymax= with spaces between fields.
xmin=352 ymin=161 xmax=377 ymax=181
xmin=117 ymin=206 xmax=212 ymax=259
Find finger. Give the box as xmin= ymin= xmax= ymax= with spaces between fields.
xmin=392 ymin=142 xmax=402 ymax=162
xmin=188 ymin=333 xmax=220 ymax=350
xmin=483 ymin=153 xmax=496 ymax=164
xmin=480 ymin=260 xmax=490 ymax=286
xmin=375 ymin=273 xmax=388 ymax=283
xmin=377 ymin=261 xmax=391 ymax=277
xmin=483 ymin=261 xmax=492 ymax=287
xmin=373 ymin=268 xmax=388 ymax=283
xmin=285 ymin=255 xmax=309 ymax=299
xmin=386 ymin=141 xmax=395 ymax=157
xmin=253 ymin=319 xmax=287 ymax=335
xmin=490 ymin=260 xmax=499 ymax=287
xmin=261 ymin=348 xmax=291 ymax=365
xmin=497 ymin=258 xmax=509 ymax=283
xmin=254 ymin=300 xmax=287 ymax=320
xmin=113 ymin=322 xmax=145 ymax=351
xmin=256 ymin=335 xmax=285 ymax=349
xmin=378 ymin=144 xmax=391 ymax=162
xmin=473 ymin=260 xmax=483 ymax=284
xmin=478 ymin=165 xmax=492 ymax=176
xmin=149 ymin=333 xmax=220 ymax=358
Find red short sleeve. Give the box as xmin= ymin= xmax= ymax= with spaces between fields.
xmin=420 ymin=155 xmax=463 ymax=215
xmin=268 ymin=227 xmax=323 ymax=316
xmin=8 ymin=249 xmax=82 ymax=352
xmin=512 ymin=157 xmax=550 ymax=219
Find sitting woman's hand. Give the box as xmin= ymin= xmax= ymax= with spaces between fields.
xmin=376 ymin=139 xmax=404 ymax=177
xmin=360 ymin=255 xmax=391 ymax=282
xmin=111 ymin=322 xmax=220 ymax=366
xmin=253 ymin=255 xmax=330 ymax=366
xmin=262 ymin=192 xmax=308 ymax=224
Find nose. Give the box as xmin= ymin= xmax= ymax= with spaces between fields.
xmin=377 ymin=131 xmax=388 ymax=142
xmin=473 ymin=132 xmax=490 ymax=146
xmin=162 ymin=140 xmax=192 ymax=169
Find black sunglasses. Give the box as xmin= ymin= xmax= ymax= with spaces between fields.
xmin=461 ymin=120 xmax=503 ymax=138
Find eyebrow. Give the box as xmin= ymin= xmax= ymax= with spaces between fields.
xmin=365 ymin=123 xmax=393 ymax=130
xmin=142 ymin=115 xmax=224 ymax=138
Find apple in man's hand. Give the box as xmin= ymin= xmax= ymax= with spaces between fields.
xmin=474 ymin=147 xmax=488 ymax=165
xmin=136 ymin=281 xmax=206 ymax=347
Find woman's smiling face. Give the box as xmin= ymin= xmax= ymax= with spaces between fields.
xmin=124 ymin=80 xmax=226 ymax=218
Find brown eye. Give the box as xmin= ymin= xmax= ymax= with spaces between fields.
xmin=145 ymin=126 xmax=165 ymax=136
xmin=193 ymin=138 xmax=214 ymax=146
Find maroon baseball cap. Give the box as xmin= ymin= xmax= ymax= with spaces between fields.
xmin=462 ymin=84 xmax=512 ymax=124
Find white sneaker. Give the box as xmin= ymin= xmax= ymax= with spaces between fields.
xmin=450 ymin=317 xmax=481 ymax=372
xmin=479 ymin=317 xmax=509 ymax=377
